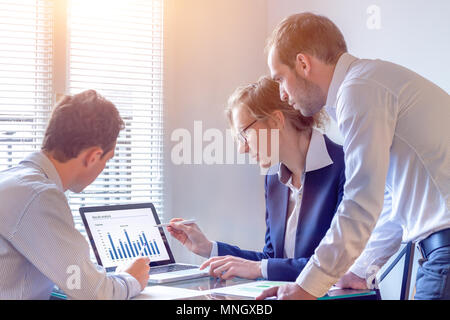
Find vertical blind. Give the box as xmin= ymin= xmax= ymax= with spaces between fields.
xmin=0 ymin=0 xmax=53 ymax=170
xmin=67 ymin=0 xmax=164 ymax=228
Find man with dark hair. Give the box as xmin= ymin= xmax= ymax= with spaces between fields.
xmin=0 ymin=90 xmax=150 ymax=299
xmin=258 ymin=12 xmax=450 ymax=300
xmin=42 ymin=90 xmax=125 ymax=164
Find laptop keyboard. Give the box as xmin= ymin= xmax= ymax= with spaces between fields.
xmin=150 ymin=264 xmax=198 ymax=275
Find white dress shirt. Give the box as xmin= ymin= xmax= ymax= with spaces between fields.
xmin=0 ymin=152 xmax=142 ymax=299
xmin=282 ymin=174 xmax=304 ymax=259
xmin=296 ymin=53 xmax=450 ymax=297
xmin=279 ymin=129 xmax=334 ymax=259
xmin=210 ymin=129 xmax=334 ymax=278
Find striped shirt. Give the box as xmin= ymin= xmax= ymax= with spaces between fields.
xmin=0 ymin=152 xmax=141 ymax=299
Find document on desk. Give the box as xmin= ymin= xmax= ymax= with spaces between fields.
xmin=133 ymin=285 xmax=202 ymax=300
xmin=205 ymin=280 xmax=293 ymax=299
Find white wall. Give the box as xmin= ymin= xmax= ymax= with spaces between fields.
xmin=164 ymin=0 xmax=269 ymax=264
xmin=163 ymin=0 xmax=448 ymax=287
xmin=268 ymin=0 xmax=450 ymax=144
xmin=267 ymin=0 xmax=450 ymax=92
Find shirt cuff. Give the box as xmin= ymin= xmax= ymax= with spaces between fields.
xmin=260 ymin=259 xmax=269 ymax=279
xmin=295 ymin=260 xmax=338 ymax=298
xmin=116 ymin=272 xmax=142 ymax=299
xmin=348 ymin=260 xmax=371 ymax=279
xmin=210 ymin=241 xmax=218 ymax=257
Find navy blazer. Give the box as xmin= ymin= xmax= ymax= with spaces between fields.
xmin=217 ymin=135 xmax=345 ymax=281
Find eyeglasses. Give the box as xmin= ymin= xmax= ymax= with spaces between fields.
xmin=237 ymin=119 xmax=259 ymax=145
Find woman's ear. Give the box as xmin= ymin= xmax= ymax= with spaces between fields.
xmin=268 ymin=110 xmax=285 ymax=130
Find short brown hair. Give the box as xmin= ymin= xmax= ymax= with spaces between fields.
xmin=266 ymin=12 xmax=347 ymax=68
xmin=225 ymin=76 xmax=326 ymax=132
xmin=42 ymin=90 xmax=125 ymax=162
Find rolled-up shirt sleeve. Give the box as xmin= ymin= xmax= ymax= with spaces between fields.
xmin=9 ymin=188 xmax=142 ymax=300
xmin=296 ymin=82 xmax=397 ymax=297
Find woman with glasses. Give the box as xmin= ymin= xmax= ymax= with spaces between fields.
xmin=167 ymin=76 xmax=345 ymax=282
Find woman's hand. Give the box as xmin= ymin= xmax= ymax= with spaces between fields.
xmin=199 ymin=255 xmax=262 ymax=280
xmin=166 ymin=218 xmax=213 ymax=258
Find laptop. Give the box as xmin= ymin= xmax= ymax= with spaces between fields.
xmin=79 ymin=203 xmax=209 ymax=283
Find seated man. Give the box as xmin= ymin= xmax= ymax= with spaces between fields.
xmin=0 ymin=90 xmax=150 ymax=299
xmin=168 ymin=77 xmax=345 ymax=281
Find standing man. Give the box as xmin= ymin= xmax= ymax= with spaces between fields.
xmin=258 ymin=12 xmax=450 ymax=300
xmin=0 ymin=90 xmax=150 ymax=299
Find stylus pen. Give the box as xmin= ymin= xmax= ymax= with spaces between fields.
xmin=153 ymin=219 xmax=196 ymax=228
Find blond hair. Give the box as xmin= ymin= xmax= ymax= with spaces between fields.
xmin=266 ymin=12 xmax=347 ymax=68
xmin=225 ymin=76 xmax=326 ymax=132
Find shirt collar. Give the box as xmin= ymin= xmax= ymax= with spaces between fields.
xmin=20 ymin=151 xmax=64 ymax=192
xmin=278 ymin=129 xmax=333 ymax=185
xmin=324 ymin=53 xmax=359 ymax=120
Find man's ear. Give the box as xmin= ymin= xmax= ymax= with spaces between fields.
xmin=295 ymin=53 xmax=312 ymax=77
xmin=82 ymin=147 xmax=104 ymax=168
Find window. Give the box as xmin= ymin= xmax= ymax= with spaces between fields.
xmin=0 ymin=0 xmax=53 ymax=170
xmin=0 ymin=0 xmax=164 ymax=231
xmin=67 ymin=0 xmax=164 ymax=229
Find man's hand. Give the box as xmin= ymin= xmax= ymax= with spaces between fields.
xmin=166 ymin=218 xmax=213 ymax=258
xmin=199 ymin=255 xmax=262 ymax=280
xmin=119 ymin=257 xmax=150 ymax=290
xmin=335 ymin=271 xmax=368 ymax=290
xmin=256 ymin=283 xmax=317 ymax=300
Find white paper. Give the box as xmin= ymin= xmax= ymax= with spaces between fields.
xmin=133 ymin=285 xmax=203 ymax=300
xmin=205 ymin=280 xmax=293 ymax=299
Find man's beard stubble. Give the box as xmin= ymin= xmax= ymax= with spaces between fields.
xmin=292 ymin=73 xmax=326 ymax=117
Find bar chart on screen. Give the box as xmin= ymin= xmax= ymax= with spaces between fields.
xmin=105 ymin=228 xmax=161 ymax=261
xmin=85 ymin=208 xmax=170 ymax=267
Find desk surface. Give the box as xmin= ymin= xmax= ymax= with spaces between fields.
xmin=51 ymin=276 xmax=378 ymax=300
xmin=157 ymin=277 xmax=377 ymax=300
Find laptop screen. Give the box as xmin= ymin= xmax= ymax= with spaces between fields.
xmin=80 ymin=203 xmax=175 ymax=271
